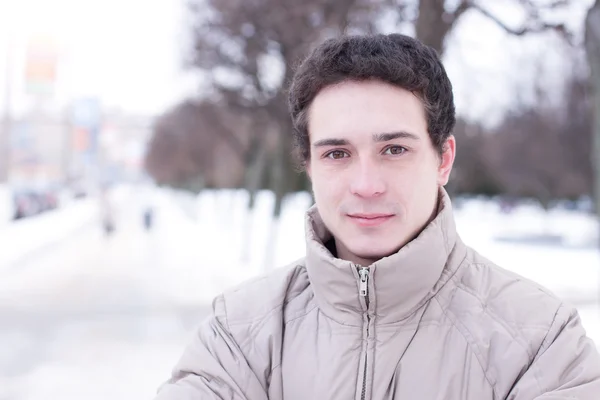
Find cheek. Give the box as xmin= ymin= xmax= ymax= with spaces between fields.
xmin=391 ymin=160 xmax=438 ymax=198
xmin=413 ymin=154 xmax=441 ymax=180
xmin=312 ymin=170 xmax=345 ymax=206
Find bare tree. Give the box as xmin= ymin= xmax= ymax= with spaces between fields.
xmin=187 ymin=0 xmax=386 ymax=216
xmin=486 ymin=69 xmax=593 ymax=207
xmin=144 ymin=99 xmax=251 ymax=191
xmin=586 ymin=0 xmax=600 ymax=218
xmin=412 ymin=0 xmax=575 ymax=55
xmin=412 ymin=0 xmax=590 ymax=205
xmin=450 ymin=119 xmax=502 ymax=196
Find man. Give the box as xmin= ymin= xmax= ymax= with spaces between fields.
xmin=99 ymin=186 xmax=115 ymax=236
xmin=155 ymin=34 xmax=600 ymax=399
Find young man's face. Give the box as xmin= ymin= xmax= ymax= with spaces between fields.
xmin=306 ymin=80 xmax=455 ymax=266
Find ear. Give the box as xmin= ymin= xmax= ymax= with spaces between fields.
xmin=437 ymin=135 xmax=456 ymax=186
xmin=305 ymin=162 xmax=312 ymax=180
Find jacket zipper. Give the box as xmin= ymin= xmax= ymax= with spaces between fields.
xmin=358 ymin=266 xmax=370 ymax=400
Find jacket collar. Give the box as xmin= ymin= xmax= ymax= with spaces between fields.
xmin=304 ymin=188 xmax=461 ymax=325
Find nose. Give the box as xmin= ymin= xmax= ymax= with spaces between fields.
xmin=349 ymin=158 xmax=386 ymax=198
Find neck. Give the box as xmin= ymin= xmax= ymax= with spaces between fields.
xmin=334 ymin=240 xmax=386 ymax=267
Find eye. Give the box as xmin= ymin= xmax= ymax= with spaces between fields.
xmin=383 ymin=145 xmax=407 ymax=156
xmin=325 ymin=150 xmax=349 ymax=160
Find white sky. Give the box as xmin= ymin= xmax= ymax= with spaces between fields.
xmin=0 ymin=0 xmax=595 ymax=122
xmin=0 ymin=0 xmax=196 ymax=117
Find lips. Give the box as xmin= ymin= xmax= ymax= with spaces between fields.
xmin=347 ymin=213 xmax=395 ymax=227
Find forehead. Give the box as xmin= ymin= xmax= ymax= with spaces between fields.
xmin=307 ymin=80 xmax=428 ymax=142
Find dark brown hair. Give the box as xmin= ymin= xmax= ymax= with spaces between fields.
xmin=288 ymin=33 xmax=456 ymax=166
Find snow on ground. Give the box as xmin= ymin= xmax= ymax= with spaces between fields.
xmin=0 ymin=200 xmax=96 ymax=268
xmin=151 ymin=189 xmax=313 ymax=306
xmin=0 ymin=184 xmax=133 ymax=269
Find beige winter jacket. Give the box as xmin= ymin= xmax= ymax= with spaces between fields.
xmin=155 ymin=191 xmax=600 ymax=399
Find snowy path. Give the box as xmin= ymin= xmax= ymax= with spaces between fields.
xmin=0 ymin=191 xmax=213 ymax=400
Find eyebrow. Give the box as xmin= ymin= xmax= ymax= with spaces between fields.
xmin=373 ymin=131 xmax=420 ymax=142
xmin=312 ymin=131 xmax=420 ymax=147
xmin=312 ymin=138 xmax=350 ymax=147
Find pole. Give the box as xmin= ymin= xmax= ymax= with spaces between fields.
xmin=585 ymin=0 xmax=600 ymax=318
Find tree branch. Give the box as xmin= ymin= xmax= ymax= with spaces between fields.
xmin=450 ymin=0 xmax=472 ymax=26
xmin=471 ymin=2 xmax=573 ymax=44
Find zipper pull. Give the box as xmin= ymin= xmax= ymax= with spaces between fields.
xmin=358 ymin=267 xmax=369 ymax=297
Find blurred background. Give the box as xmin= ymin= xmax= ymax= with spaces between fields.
xmin=1 ymin=0 xmax=600 ymax=398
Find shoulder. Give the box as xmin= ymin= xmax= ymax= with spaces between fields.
xmin=440 ymin=245 xmax=589 ymax=396
xmin=187 ymin=260 xmax=311 ymax=386
xmin=448 ymin=246 xmax=563 ymax=330
xmin=212 ymin=258 xmax=312 ymax=329
xmin=440 ymin=246 xmax=569 ymax=384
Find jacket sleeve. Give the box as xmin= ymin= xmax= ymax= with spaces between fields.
xmin=507 ymin=304 xmax=600 ymax=399
xmin=154 ymin=295 xmax=269 ymax=400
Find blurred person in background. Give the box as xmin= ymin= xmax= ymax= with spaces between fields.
xmin=143 ymin=206 xmax=154 ymax=231
xmin=99 ymin=186 xmax=115 ymax=236
xmin=154 ymin=34 xmax=600 ymax=399
xmin=141 ymin=182 xmax=156 ymax=231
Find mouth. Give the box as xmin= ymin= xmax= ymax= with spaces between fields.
xmin=347 ymin=213 xmax=395 ymax=227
